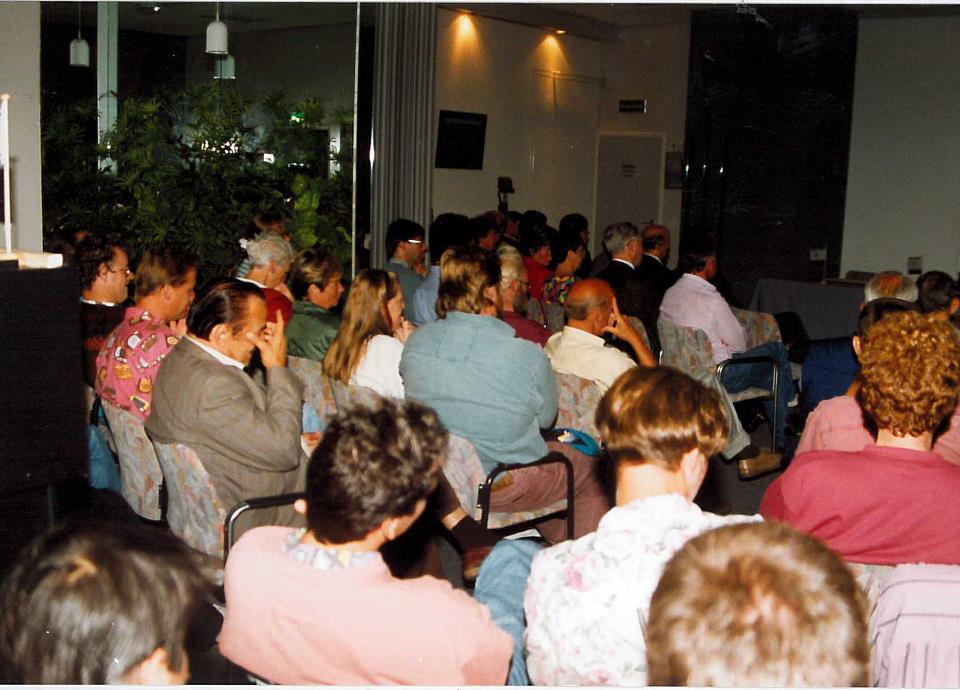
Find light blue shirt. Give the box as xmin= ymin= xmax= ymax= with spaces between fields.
xmin=410 ymin=265 xmax=441 ymax=326
xmin=400 ymin=312 xmax=558 ymax=473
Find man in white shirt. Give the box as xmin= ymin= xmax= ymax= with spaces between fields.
xmin=545 ymin=279 xmax=656 ymax=393
xmin=660 ymin=244 xmax=796 ymax=449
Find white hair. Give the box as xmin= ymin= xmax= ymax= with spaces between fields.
xmin=246 ymin=232 xmax=294 ymax=268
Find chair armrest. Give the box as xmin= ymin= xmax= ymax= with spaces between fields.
xmin=224 ymin=492 xmax=305 ymax=562
xmin=715 ymin=355 xmax=776 ymax=378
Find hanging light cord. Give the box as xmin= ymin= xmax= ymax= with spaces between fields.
xmin=77 ymin=3 xmax=82 ymax=40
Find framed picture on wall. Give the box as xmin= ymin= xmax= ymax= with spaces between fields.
xmin=435 ymin=110 xmax=487 ymax=170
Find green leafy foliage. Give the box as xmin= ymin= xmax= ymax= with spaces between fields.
xmin=42 ymin=83 xmax=353 ymax=280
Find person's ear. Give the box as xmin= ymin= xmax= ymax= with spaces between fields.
xmin=852 ymin=334 xmax=862 ymax=359
xmin=209 ymin=322 xmax=230 ymax=344
xmin=306 ymin=283 xmax=321 ymax=302
xmin=483 ymin=284 xmax=500 ymax=306
xmin=123 ymin=646 xmax=188 ymax=685
xmin=950 ymin=297 xmax=960 ymax=315
xmin=160 ymin=283 xmax=174 ymax=303
xmin=679 ymin=448 xmax=708 ymax=501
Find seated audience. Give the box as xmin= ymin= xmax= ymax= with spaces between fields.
xmin=285 ymin=246 xmax=344 ymax=362
xmin=323 ymin=269 xmax=412 ymax=399
xmin=96 ymin=245 xmax=197 ymax=420
xmin=238 ymin=232 xmax=295 ymax=326
xmin=235 ymin=210 xmax=289 ymax=278
xmin=411 ymin=212 xmax=471 ymax=326
xmin=471 ymin=211 xmax=503 ymax=251
xmin=499 ymin=252 xmax=551 ymax=347
xmin=401 ymin=246 xmax=609 ymax=542
xmin=660 ymin=241 xmax=795 ymax=449
xmin=0 ymin=521 xmax=211 ymax=684
xmin=546 ymin=279 xmax=656 ymax=393
xmin=219 ymin=397 xmax=512 ymax=685
xmin=77 ymin=235 xmax=131 ymax=389
xmin=646 ymin=521 xmax=868 ymax=687
xmin=560 ymin=212 xmax=593 ymax=279
xmin=145 ymin=278 xmax=306 ymax=536
xmin=524 ymin=366 xmax=760 ymax=685
xmin=797 ymin=298 xmax=960 ymax=464
xmin=385 ymin=218 xmax=427 ymax=321
xmin=542 ymin=230 xmax=585 ymax=306
xmin=596 ymin=221 xmax=662 ymax=354
xmin=916 ymin=270 xmax=960 ymax=318
xmin=520 ymin=224 xmax=553 ymax=302
xmin=761 ymin=311 xmax=960 ymax=564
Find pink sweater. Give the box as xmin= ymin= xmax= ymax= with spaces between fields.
xmin=219 ymin=527 xmax=512 ymax=685
xmin=797 ymin=395 xmax=960 ymax=465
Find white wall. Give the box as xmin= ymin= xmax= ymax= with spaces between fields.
xmin=433 ymin=9 xmax=690 ymax=261
xmin=0 ymin=1 xmax=43 ymax=252
xmin=841 ymin=15 xmax=960 ymax=277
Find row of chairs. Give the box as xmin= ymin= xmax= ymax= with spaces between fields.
xmin=96 ymin=356 xmax=608 ymax=560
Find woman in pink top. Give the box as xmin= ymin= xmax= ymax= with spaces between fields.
xmin=219 ymin=397 xmax=512 ymax=685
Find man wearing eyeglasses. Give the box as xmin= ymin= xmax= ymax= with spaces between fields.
xmin=384 ymin=218 xmax=427 ymax=321
xmin=499 ymin=253 xmax=550 ymax=347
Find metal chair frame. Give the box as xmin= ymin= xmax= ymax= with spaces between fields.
xmin=224 ymin=492 xmax=305 ymax=562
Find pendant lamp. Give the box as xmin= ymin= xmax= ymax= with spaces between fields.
xmin=70 ymin=3 xmax=90 ymax=67
xmin=214 ymin=54 xmax=236 ymax=80
xmin=206 ymin=2 xmax=228 ymax=55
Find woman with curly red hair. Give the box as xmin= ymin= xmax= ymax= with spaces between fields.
xmin=761 ymin=310 xmax=960 ymax=564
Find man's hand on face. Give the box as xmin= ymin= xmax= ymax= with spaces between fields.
xmin=247 ymin=310 xmax=288 ymax=368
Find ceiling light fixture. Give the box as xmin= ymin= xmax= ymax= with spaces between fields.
xmin=69 ymin=3 xmax=90 ymax=67
xmin=205 ymin=2 xmax=228 ymax=55
xmin=214 ymin=54 xmax=236 ymax=80
xmin=555 ymin=29 xmax=566 ymax=35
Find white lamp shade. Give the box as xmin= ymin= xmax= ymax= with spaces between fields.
xmin=205 ymin=20 xmax=228 ymax=54
xmin=69 ymin=38 xmax=90 ymax=67
xmin=214 ymin=54 xmax=236 ymax=80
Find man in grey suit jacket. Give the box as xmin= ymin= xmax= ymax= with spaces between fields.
xmin=146 ymin=278 xmax=307 ymax=538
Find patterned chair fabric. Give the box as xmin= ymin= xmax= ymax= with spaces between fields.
xmin=554 ymin=371 xmax=603 ymax=443
xmin=102 ymin=401 xmax=163 ymax=520
xmin=442 ymin=434 xmax=568 ymax=531
xmin=731 ymin=307 xmax=782 ymax=349
xmin=287 ymin=355 xmax=337 ymax=430
xmin=625 ymin=315 xmax=653 ymax=352
xmin=527 ymin=297 xmax=545 ymax=326
xmin=869 ymin=563 xmax=960 ymax=688
xmin=153 ymin=441 xmax=226 ymax=558
xmin=543 ymin=303 xmax=565 ymax=334
xmin=328 ymin=379 xmax=382 ymax=409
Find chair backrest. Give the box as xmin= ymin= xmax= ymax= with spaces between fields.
xmin=869 ymin=563 xmax=960 ymax=687
xmin=731 ymin=307 xmax=782 ymax=349
xmin=328 ymin=379 xmax=381 ymax=409
xmin=554 ymin=371 xmax=603 ymax=442
xmin=153 ymin=441 xmax=227 ymax=557
xmin=442 ymin=433 xmax=571 ymax=532
xmin=543 ymin=302 xmax=565 ymax=333
xmin=101 ymin=401 xmax=163 ymax=520
xmin=657 ymin=318 xmax=716 ymax=378
xmin=625 ymin=315 xmax=652 ymax=351
xmin=286 ymin=355 xmax=337 ymax=430
xmin=526 ymin=297 xmax=545 ymax=326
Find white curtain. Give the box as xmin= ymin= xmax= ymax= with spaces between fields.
xmin=370 ymin=3 xmax=435 ymax=268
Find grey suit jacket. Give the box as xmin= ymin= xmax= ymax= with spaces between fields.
xmin=145 ymin=338 xmax=307 ymax=536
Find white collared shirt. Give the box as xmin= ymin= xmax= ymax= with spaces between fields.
xmin=187 ymin=336 xmax=245 ymax=369
xmin=544 ymin=326 xmax=635 ymax=394
xmin=611 ymin=257 xmax=636 ymax=270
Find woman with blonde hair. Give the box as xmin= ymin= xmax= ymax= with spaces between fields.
xmin=323 ymin=269 xmax=413 ymax=399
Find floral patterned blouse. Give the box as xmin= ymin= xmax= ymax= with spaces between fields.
xmin=523 ymin=493 xmax=761 ymax=686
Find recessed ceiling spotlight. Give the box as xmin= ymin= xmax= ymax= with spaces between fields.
xmin=153 ymin=5 xmax=160 ymax=12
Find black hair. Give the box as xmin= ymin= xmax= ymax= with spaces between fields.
xmin=385 ymin=218 xmax=425 ymax=258
xmin=187 ymin=278 xmax=263 ymax=339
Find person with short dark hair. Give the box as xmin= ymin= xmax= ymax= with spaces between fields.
xmin=96 ymin=245 xmax=197 ymax=420
xmin=524 ymin=366 xmax=761 ymax=685
xmin=385 ymin=218 xmax=427 ymax=320
xmin=0 ymin=521 xmax=211 ymax=684
xmin=286 ymin=246 xmax=344 ymax=362
xmin=145 ymin=278 xmax=306 ymax=538
xmin=519 ymin=221 xmax=553 ymax=302
xmin=762 ymin=311 xmax=960 ymax=564
xmin=916 ymin=270 xmax=960 ymax=318
xmin=542 ymin=229 xmax=585 ymax=306
xmin=410 ymin=213 xmax=471 ymax=325
xmin=637 ymin=223 xmax=676 ymax=298
xmin=219 ymin=396 xmax=512 ymax=685
xmin=471 ymin=211 xmax=502 ymax=251
xmin=646 ymin=521 xmax=869 ymax=687
xmin=559 ymin=213 xmax=592 ymax=278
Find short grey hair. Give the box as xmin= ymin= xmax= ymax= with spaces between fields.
xmin=499 ymin=254 xmax=527 ymax=282
xmin=603 ymin=221 xmax=641 ymax=256
xmin=864 ymin=271 xmax=918 ymax=303
xmin=246 ymin=232 xmax=294 ymax=268
xmin=496 ymin=244 xmax=522 ymax=262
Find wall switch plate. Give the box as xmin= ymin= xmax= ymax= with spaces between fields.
xmin=907 ymin=256 xmax=923 ymax=274
xmin=809 ymin=247 xmax=827 ymax=261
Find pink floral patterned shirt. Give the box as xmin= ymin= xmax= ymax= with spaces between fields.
xmin=95 ymin=307 xmax=179 ymax=420
xmin=524 ymin=493 xmax=761 ymax=686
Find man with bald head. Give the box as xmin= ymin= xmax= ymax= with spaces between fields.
xmin=637 ymin=223 xmax=676 ymax=300
xmin=545 ymin=279 xmax=656 ymax=393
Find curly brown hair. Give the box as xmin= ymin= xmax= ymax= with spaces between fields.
xmin=856 ymin=311 xmax=960 ymax=436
